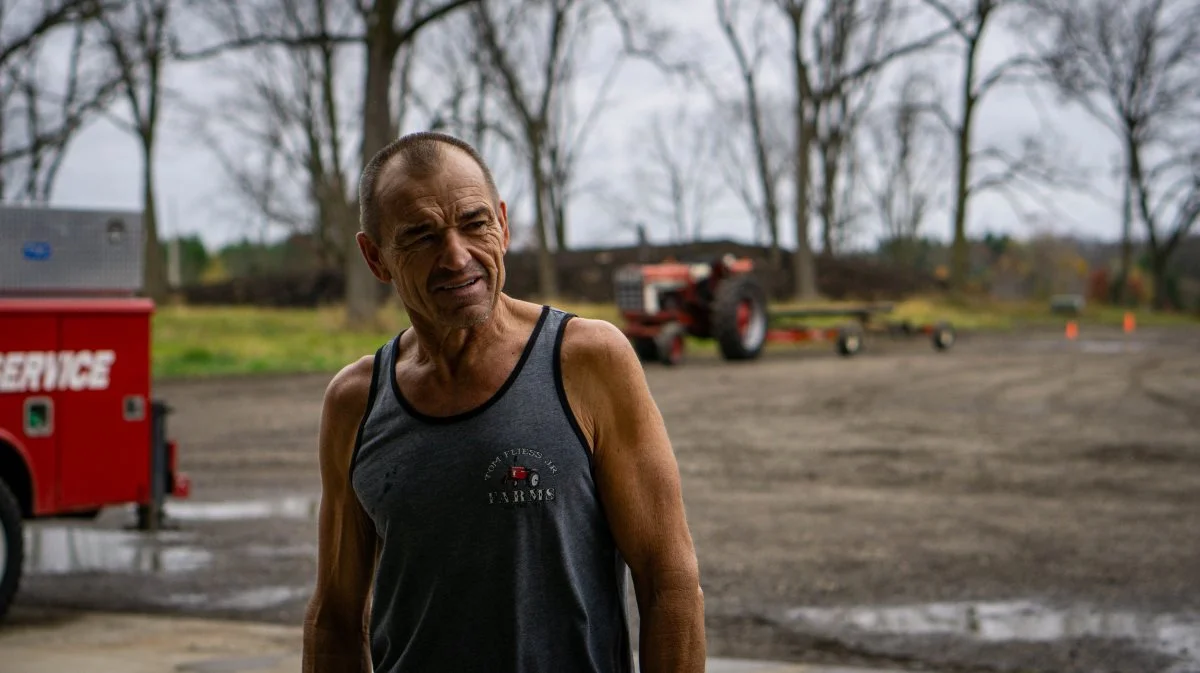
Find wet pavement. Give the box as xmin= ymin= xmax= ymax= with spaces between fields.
xmin=775 ymin=601 xmax=1200 ymax=673
xmin=9 ymin=329 xmax=1200 ymax=672
xmin=0 ymin=609 xmax=887 ymax=673
xmin=12 ymin=496 xmax=1200 ymax=672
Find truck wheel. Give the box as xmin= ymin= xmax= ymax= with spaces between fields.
xmin=713 ymin=274 xmax=769 ymax=361
xmin=632 ymin=337 xmax=658 ymax=362
xmin=932 ymin=322 xmax=956 ymax=351
xmin=0 ymin=479 xmax=23 ymax=622
xmin=836 ymin=325 xmax=864 ymax=357
xmin=656 ymin=322 xmax=686 ymax=367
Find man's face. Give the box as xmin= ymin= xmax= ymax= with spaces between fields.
xmin=358 ymin=148 xmax=510 ymax=329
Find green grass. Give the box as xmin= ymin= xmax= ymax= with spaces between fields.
xmin=152 ymin=304 xmax=409 ymax=379
xmin=152 ymin=297 xmax=1199 ymax=379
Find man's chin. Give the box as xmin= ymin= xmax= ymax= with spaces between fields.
xmin=436 ymin=300 xmax=493 ymax=329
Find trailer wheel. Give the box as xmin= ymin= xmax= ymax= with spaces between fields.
xmin=0 ymin=479 xmax=23 ymax=622
xmin=932 ymin=322 xmax=956 ymax=351
xmin=656 ymin=322 xmax=686 ymax=367
xmin=632 ymin=337 xmax=658 ymax=362
xmin=713 ymin=274 xmax=769 ymax=361
xmin=836 ymin=325 xmax=864 ymax=357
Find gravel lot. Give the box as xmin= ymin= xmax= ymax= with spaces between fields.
xmin=12 ymin=326 xmax=1200 ymax=673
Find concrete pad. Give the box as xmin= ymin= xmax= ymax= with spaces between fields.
xmin=0 ymin=610 xmax=911 ymax=673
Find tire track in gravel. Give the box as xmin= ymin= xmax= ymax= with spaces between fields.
xmin=1129 ymin=356 xmax=1200 ymax=430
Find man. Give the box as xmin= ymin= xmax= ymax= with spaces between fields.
xmin=302 ymin=131 xmax=705 ymax=673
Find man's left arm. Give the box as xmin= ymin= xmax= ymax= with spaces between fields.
xmin=560 ymin=317 xmax=706 ymax=673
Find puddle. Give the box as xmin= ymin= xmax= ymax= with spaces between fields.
xmin=781 ymin=600 xmax=1200 ymax=672
xmin=1023 ymin=339 xmax=1150 ymax=355
xmin=164 ymin=496 xmax=319 ymax=522
xmin=244 ymin=543 xmax=317 ymax=559
xmin=176 ymin=657 xmax=287 ymax=673
xmin=1080 ymin=340 xmax=1149 ymax=354
xmin=24 ymin=526 xmax=210 ymax=575
xmin=159 ymin=585 xmax=312 ymax=611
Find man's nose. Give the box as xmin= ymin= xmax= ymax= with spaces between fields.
xmin=437 ymin=230 xmax=472 ymax=269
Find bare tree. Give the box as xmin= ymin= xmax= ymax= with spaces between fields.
xmin=1029 ymin=0 xmax=1200 ymax=309
xmin=810 ymin=0 xmax=892 ymax=256
xmin=633 ymin=106 xmax=725 ymax=244
xmin=916 ymin=0 xmax=1049 ymax=292
xmin=0 ymin=0 xmax=101 ymax=69
xmin=776 ymin=0 xmax=948 ymax=299
xmin=185 ymin=0 xmax=477 ymax=327
xmin=472 ymin=0 xmax=630 ymax=299
xmin=863 ymin=71 xmax=947 ymax=266
xmin=189 ymin=0 xmax=364 ymax=273
xmin=713 ymin=0 xmax=785 ymax=265
xmin=96 ymin=0 xmax=173 ymax=301
xmin=708 ymin=97 xmax=790 ymax=248
xmin=0 ymin=0 xmax=118 ymax=200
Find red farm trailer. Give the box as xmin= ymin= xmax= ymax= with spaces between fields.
xmin=0 ymin=205 xmax=189 ymax=621
xmin=615 ymin=254 xmax=956 ymax=366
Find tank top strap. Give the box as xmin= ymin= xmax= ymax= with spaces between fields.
xmin=506 ymin=306 xmax=569 ymax=390
xmin=348 ymin=332 xmax=400 ymax=482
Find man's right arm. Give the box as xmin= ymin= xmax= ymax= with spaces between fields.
xmin=302 ymin=356 xmax=379 ymax=673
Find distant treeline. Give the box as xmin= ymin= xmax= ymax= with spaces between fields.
xmin=170 ymin=234 xmax=1200 ymax=310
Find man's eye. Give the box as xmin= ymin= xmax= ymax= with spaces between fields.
xmin=468 ymin=220 xmax=488 ymax=230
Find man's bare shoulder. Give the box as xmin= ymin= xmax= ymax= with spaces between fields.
xmin=323 ymin=355 xmax=377 ymax=425
xmin=559 ymin=316 xmax=641 ymax=383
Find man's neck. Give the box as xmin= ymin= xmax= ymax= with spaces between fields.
xmin=407 ymin=294 xmax=516 ymax=378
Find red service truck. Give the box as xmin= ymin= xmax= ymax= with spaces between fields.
xmin=0 ymin=205 xmax=189 ymax=621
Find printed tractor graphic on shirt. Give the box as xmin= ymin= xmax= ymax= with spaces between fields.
xmin=503 ymin=464 xmax=540 ymax=488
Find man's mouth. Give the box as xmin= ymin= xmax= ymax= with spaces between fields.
xmin=437 ymin=277 xmax=482 ymax=291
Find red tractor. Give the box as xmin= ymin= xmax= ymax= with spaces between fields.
xmin=615 ymin=255 xmax=955 ymax=366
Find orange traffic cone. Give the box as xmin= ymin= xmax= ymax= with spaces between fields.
xmin=1123 ymin=312 xmax=1136 ymax=334
xmin=1065 ymin=321 xmax=1079 ymax=340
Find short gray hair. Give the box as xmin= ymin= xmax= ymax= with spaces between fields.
xmin=358 ymin=131 xmax=500 ymax=242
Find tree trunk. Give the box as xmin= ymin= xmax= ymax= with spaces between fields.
xmin=1151 ymin=252 xmax=1170 ymax=311
xmin=1116 ymin=170 xmax=1133 ymax=305
xmin=348 ymin=7 xmax=401 ymax=330
xmin=790 ymin=11 xmax=817 ymax=300
xmin=530 ymin=144 xmax=557 ymax=299
xmin=793 ymin=123 xmax=817 ymax=299
xmin=820 ymin=138 xmax=838 ymax=256
xmin=950 ymin=38 xmax=978 ymax=294
xmin=140 ymin=135 xmax=167 ymax=302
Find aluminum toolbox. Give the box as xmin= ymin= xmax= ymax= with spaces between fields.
xmin=1 ymin=205 xmax=144 ymax=295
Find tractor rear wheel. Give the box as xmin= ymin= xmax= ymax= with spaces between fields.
xmin=0 ymin=478 xmax=23 ymax=622
xmin=713 ymin=274 xmax=768 ymax=361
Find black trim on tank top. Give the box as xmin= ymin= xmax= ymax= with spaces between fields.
xmin=348 ymin=342 xmax=385 ymax=484
xmin=389 ymin=305 xmax=550 ymax=425
xmin=553 ymin=313 xmax=595 ymax=465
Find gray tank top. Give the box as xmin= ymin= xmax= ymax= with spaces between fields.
xmin=350 ymin=306 xmax=633 ymax=673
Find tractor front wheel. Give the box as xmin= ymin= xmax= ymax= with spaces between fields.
xmin=932 ymin=322 xmax=956 ymax=351
xmin=632 ymin=337 xmax=658 ymax=362
xmin=836 ymin=324 xmax=864 ymax=357
xmin=713 ymin=274 xmax=769 ymax=361
xmin=656 ymin=323 xmax=687 ymax=367
xmin=0 ymin=479 xmax=23 ymax=622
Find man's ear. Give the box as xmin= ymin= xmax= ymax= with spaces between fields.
xmin=498 ymin=200 xmax=510 ymax=253
xmin=356 ymin=231 xmax=392 ymax=283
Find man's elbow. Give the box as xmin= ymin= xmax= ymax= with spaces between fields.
xmin=635 ymin=558 xmax=704 ymax=609
xmin=304 ymin=592 xmax=369 ymax=642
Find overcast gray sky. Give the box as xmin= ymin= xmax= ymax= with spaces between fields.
xmin=43 ymin=0 xmax=1124 ymax=253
